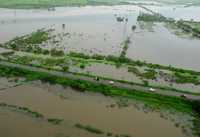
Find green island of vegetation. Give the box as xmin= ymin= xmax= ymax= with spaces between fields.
xmin=1 ymin=0 xmax=200 ymax=8
xmin=0 ymin=0 xmax=88 ymax=8
xmin=137 ymin=12 xmax=200 ymax=38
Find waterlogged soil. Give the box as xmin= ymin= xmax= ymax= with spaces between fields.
xmin=0 ymin=80 xmax=194 ymax=137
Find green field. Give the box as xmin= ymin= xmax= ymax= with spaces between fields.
xmin=0 ymin=0 xmax=200 ymax=8
xmin=0 ymin=0 xmax=88 ymax=8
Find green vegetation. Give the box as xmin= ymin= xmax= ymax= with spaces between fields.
xmin=75 ymin=123 xmax=104 ymax=134
xmin=138 ymin=13 xmax=200 ymax=38
xmin=115 ymin=135 xmax=131 ymax=137
xmin=116 ymin=98 xmax=129 ymax=108
xmin=75 ymin=123 xmax=132 ymax=137
xmin=1 ymin=27 xmax=200 ymax=92
xmin=3 ymin=29 xmax=49 ymax=54
xmin=120 ymin=37 xmax=130 ymax=58
xmin=0 ymin=63 xmax=200 ymax=136
xmin=2 ymin=51 xmax=199 ymax=95
xmin=176 ymin=20 xmax=200 ymax=38
xmin=80 ymin=64 xmax=85 ymax=69
xmin=0 ymin=103 xmax=44 ymax=118
xmin=116 ymin=16 xmax=125 ymax=22
xmin=0 ymin=64 xmax=195 ymax=113
xmin=1 ymin=0 xmax=200 ymax=8
xmin=0 ymin=0 xmax=88 ymax=8
xmin=128 ymin=67 xmax=157 ymax=80
xmin=9 ymin=28 xmax=196 ymax=85
xmin=1 ymin=39 xmax=200 ymax=93
xmin=174 ymin=72 xmax=200 ymax=85
xmin=47 ymin=118 xmax=63 ymax=125
xmin=137 ymin=13 xmax=169 ymax=22
xmin=69 ymin=52 xmax=200 ymax=85
xmin=50 ymin=48 xmax=65 ymax=56
xmin=0 ymin=0 xmax=131 ymax=8
xmin=132 ymin=25 xmax=136 ymax=31
xmin=3 ymin=28 xmax=199 ymax=85
xmin=0 ymin=102 xmax=63 ymax=125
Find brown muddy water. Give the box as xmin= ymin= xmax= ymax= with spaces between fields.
xmin=1 ymin=6 xmax=200 ymax=70
xmin=0 ymin=80 xmax=194 ymax=137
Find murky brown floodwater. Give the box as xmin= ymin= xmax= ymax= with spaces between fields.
xmin=78 ymin=63 xmax=143 ymax=83
xmin=1 ymin=6 xmax=200 ymax=70
xmin=0 ymin=82 xmax=190 ymax=137
xmin=127 ymin=23 xmax=200 ymax=71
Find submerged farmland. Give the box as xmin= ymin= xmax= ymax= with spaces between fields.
xmin=0 ymin=2 xmax=200 ymax=137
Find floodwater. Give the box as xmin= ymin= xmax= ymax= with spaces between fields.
xmin=146 ymin=5 xmax=200 ymax=21
xmin=0 ymin=82 xmax=190 ymax=137
xmin=78 ymin=63 xmax=143 ymax=83
xmin=77 ymin=63 xmax=200 ymax=93
xmin=0 ymin=5 xmax=200 ymax=70
xmin=127 ymin=23 xmax=200 ymax=70
xmin=0 ymin=6 xmax=140 ymax=56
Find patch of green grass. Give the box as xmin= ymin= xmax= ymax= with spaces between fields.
xmin=174 ymin=72 xmax=200 ymax=85
xmin=80 ymin=64 xmax=85 ymax=69
xmin=176 ymin=21 xmax=200 ymax=38
xmin=128 ymin=67 xmax=157 ymax=80
xmin=4 ymin=29 xmax=49 ymax=54
xmin=137 ymin=13 xmax=169 ymax=22
xmin=50 ymin=49 xmax=65 ymax=57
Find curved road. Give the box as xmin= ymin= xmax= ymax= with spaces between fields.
xmin=0 ymin=61 xmax=200 ymax=100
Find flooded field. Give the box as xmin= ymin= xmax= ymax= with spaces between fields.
xmin=146 ymin=5 xmax=200 ymax=21
xmin=0 ymin=80 xmax=193 ymax=137
xmin=1 ymin=5 xmax=200 ymax=70
xmin=1 ymin=3 xmax=200 ymax=137
xmin=127 ymin=23 xmax=200 ymax=70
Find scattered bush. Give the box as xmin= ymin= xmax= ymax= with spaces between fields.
xmin=75 ymin=123 xmax=104 ymax=134
xmin=50 ymin=49 xmax=64 ymax=56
